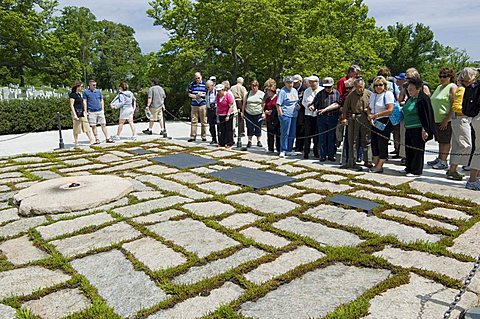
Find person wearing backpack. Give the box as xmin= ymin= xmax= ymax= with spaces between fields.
xmin=110 ymin=81 xmax=137 ymax=141
xmin=461 ymin=67 xmax=480 ymax=190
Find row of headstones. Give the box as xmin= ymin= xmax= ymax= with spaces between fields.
xmin=0 ymin=86 xmax=116 ymax=101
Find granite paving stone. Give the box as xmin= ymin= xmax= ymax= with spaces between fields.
xmin=349 ymin=182 xmax=401 ymax=193
xmin=296 ymin=193 xmax=326 ymax=203
xmin=14 ymin=181 xmax=38 ymax=189
xmin=22 ymin=288 xmax=91 ymax=319
xmin=148 ymin=219 xmax=240 ymax=258
xmin=30 ymin=170 xmax=62 ymax=180
xmin=220 ymin=159 xmax=269 ymax=169
xmin=173 ymin=247 xmax=267 ymax=284
xmin=71 ymin=250 xmax=167 ymax=318
xmin=448 ymin=222 xmax=480 ymax=258
xmin=275 ymin=164 xmax=306 ymax=174
xmin=240 ymin=227 xmax=291 ymax=248
xmin=109 ymin=150 xmax=134 ymax=158
xmin=0 ymin=266 xmax=71 ymax=299
xmin=197 ymin=181 xmax=242 ymax=195
xmin=273 ymin=217 xmax=364 ymax=247
xmin=137 ymin=175 xmax=212 ymax=200
xmin=136 ymin=165 xmax=180 ymax=175
xmin=305 ymin=205 xmax=441 ymax=243
xmin=208 ymin=150 xmax=237 ymax=158
xmin=425 ymin=207 xmax=470 ymax=221
xmin=226 ymin=193 xmax=299 ymax=215
xmin=355 ymin=172 xmax=414 ymax=186
xmin=0 ymin=172 xmax=22 ymax=179
xmin=96 ymin=154 xmax=123 ymax=163
xmin=319 ymin=174 xmax=348 ymax=182
xmin=113 ymin=196 xmax=192 ymax=218
xmin=0 ymin=208 xmax=19 ymax=224
xmin=408 ymin=194 xmax=443 ymax=204
xmin=189 ymin=167 xmax=216 ymax=174
xmin=147 ymin=282 xmax=244 ymax=319
xmin=244 ymin=246 xmax=326 ymax=285
xmin=96 ymin=160 xmax=151 ymax=173
xmin=409 ymin=181 xmax=480 ymax=204
xmin=131 ymin=191 xmax=165 ymax=200
xmin=0 ymin=185 xmax=10 ymax=192
xmin=13 ymin=156 xmax=46 ymax=163
xmin=374 ymin=246 xmax=480 ymax=293
xmin=125 ymin=178 xmax=154 ymax=192
xmin=0 ymin=304 xmax=16 ymax=319
xmin=382 ymin=209 xmax=458 ymax=231
xmin=131 ymin=209 xmax=184 ymax=224
xmin=59 ymin=164 xmax=106 ymax=173
xmin=122 ymin=237 xmax=187 ymax=271
xmin=364 ymin=273 xmax=477 ymax=319
xmin=293 ymin=179 xmax=353 ymax=193
xmin=293 ymin=172 xmax=320 ymax=179
xmin=266 ymin=185 xmax=304 ymax=197
xmin=0 ymin=177 xmax=28 ymax=184
xmin=350 ymin=190 xmax=420 ymax=208
xmin=167 ymin=172 xmax=210 ymax=184
xmin=0 ymin=235 xmax=49 ymax=265
xmin=36 ymin=212 xmax=115 ymax=240
xmin=240 ymin=264 xmax=390 ymax=319
xmin=219 ymin=213 xmax=262 ymax=229
xmin=50 ymin=198 xmax=129 ymax=220
xmin=239 ymin=153 xmax=273 ymax=162
xmin=0 ymin=216 xmax=47 ymax=238
xmin=50 ymin=222 xmax=141 ymax=257
xmin=62 ymin=158 xmax=91 ymax=166
xmin=182 ymin=201 xmax=236 ymax=217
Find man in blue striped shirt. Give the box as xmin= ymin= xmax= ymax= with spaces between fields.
xmin=187 ymin=72 xmax=208 ymax=142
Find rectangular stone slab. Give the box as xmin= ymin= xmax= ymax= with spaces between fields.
xmin=209 ymin=167 xmax=295 ymax=190
xmin=129 ymin=148 xmax=152 ymax=155
xmin=328 ymin=194 xmax=381 ymax=213
xmin=150 ymin=153 xmax=216 ymax=169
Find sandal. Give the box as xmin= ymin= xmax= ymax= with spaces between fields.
xmin=106 ymin=138 xmax=115 ymax=143
xmin=93 ymin=139 xmax=100 ymax=145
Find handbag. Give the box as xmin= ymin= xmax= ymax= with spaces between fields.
xmin=372 ymin=92 xmax=395 ymax=130
xmin=373 ymin=119 xmax=387 ymax=131
xmin=388 ymin=82 xmax=403 ymax=125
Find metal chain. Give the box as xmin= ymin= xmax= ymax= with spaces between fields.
xmin=164 ymin=108 xmax=340 ymax=140
xmin=443 ymin=255 xmax=480 ymax=319
xmin=354 ymin=117 xmax=480 ymax=157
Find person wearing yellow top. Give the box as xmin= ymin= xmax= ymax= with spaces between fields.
xmin=446 ymin=77 xmax=472 ymax=180
xmin=428 ymin=67 xmax=457 ymax=170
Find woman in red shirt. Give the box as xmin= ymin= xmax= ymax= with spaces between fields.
xmin=263 ymin=78 xmax=280 ymax=153
xmin=215 ymin=84 xmax=235 ymax=147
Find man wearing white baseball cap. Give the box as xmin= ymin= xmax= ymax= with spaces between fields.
xmin=302 ymin=75 xmax=322 ymax=159
xmin=276 ymin=76 xmax=300 ymax=157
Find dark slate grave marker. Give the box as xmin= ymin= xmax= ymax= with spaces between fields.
xmin=150 ymin=153 xmax=216 ymax=169
xmin=129 ymin=149 xmax=152 ymax=155
xmin=209 ymin=167 xmax=295 ymax=190
xmin=328 ymin=194 xmax=381 ymax=213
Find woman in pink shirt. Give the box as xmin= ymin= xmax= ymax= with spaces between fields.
xmin=216 ymin=84 xmax=235 ymax=147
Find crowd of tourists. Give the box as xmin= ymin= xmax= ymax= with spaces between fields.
xmin=186 ymin=66 xmax=480 ymax=191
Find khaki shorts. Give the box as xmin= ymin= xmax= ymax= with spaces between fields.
xmin=88 ymin=111 xmax=106 ymax=126
xmin=73 ymin=117 xmax=91 ymax=135
xmin=150 ymin=107 xmax=164 ymax=121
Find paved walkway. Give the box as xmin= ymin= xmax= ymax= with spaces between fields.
xmin=0 ymin=122 xmax=479 ymax=319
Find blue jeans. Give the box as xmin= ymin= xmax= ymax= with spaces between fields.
xmin=317 ymin=115 xmax=338 ymax=158
xmin=279 ymin=115 xmax=296 ymax=152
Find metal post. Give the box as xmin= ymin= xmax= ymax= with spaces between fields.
xmin=162 ymin=107 xmax=171 ymax=139
xmin=57 ymin=112 xmax=64 ymax=149
xmin=236 ymin=112 xmax=242 ymax=148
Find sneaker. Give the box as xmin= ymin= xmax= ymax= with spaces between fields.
xmin=427 ymin=158 xmax=440 ymax=166
xmin=247 ymin=141 xmax=252 ymax=148
xmin=364 ymin=162 xmax=374 ymax=168
xmin=210 ymin=140 xmax=217 ymax=145
xmin=446 ymin=171 xmax=464 ymax=181
xmin=400 ymin=168 xmax=408 ymax=174
xmin=202 ymin=138 xmax=207 ymax=142
xmin=106 ymin=138 xmax=115 ymax=143
xmin=130 ymin=136 xmax=137 ymax=141
xmin=432 ymin=160 xmax=448 ymax=170
xmin=111 ymin=135 xmax=120 ymax=141
xmin=187 ymin=138 xmax=195 ymax=142
xmin=465 ymin=180 xmax=480 ymax=191
xmin=328 ymin=156 xmax=336 ymax=162
xmin=279 ymin=152 xmax=286 ymax=158
xmin=405 ymin=173 xmax=421 ymax=177
xmin=463 ymin=165 xmax=471 ymax=171
xmin=142 ymin=129 xmax=152 ymax=135
xmin=257 ymin=141 xmax=263 ymax=147
xmin=286 ymin=151 xmax=297 ymax=156
xmin=320 ymin=157 xmax=327 ymax=162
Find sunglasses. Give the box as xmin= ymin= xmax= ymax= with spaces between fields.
xmin=374 ymin=84 xmax=384 ymax=87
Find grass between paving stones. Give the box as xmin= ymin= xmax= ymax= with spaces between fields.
xmin=2 ymin=140 xmax=479 ymax=318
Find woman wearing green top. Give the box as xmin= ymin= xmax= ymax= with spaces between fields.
xmin=403 ymin=77 xmax=435 ymax=176
xmin=242 ymin=80 xmax=265 ymax=148
xmin=428 ymin=67 xmax=457 ymax=169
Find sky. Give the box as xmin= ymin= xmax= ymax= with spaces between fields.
xmin=57 ymin=0 xmax=480 ymax=61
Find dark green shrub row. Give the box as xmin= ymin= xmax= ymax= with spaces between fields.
xmin=0 ymin=91 xmax=191 ymax=135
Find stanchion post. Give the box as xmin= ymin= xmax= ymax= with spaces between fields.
xmin=236 ymin=112 xmax=242 ymax=148
xmin=162 ymin=107 xmax=168 ymax=138
xmin=57 ymin=112 xmax=64 ymax=149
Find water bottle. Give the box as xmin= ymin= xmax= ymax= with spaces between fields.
xmin=145 ymin=107 xmax=152 ymax=120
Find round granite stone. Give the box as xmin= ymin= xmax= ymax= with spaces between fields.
xmin=14 ymin=175 xmax=133 ymax=216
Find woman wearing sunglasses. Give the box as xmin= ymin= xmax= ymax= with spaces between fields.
xmin=428 ymin=67 xmax=457 ymax=170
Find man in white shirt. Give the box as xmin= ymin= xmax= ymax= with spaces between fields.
xmin=302 ymin=75 xmax=323 ymax=159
